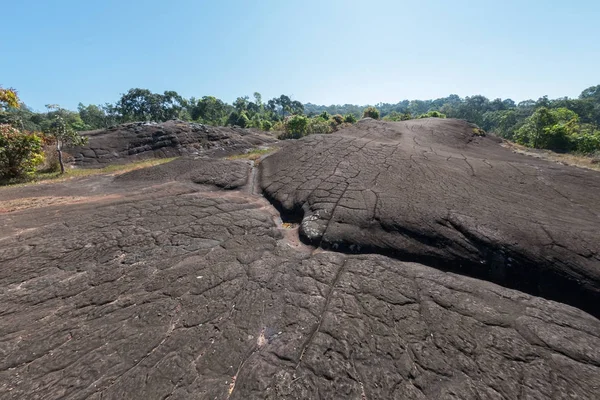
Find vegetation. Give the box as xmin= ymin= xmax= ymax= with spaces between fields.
xmin=2 ymin=83 xmax=600 ymax=182
xmin=43 ymin=105 xmax=88 ymax=173
xmin=362 ymin=106 xmax=380 ymax=120
xmin=1 ymin=157 xmax=177 ymax=188
xmin=0 ymin=124 xmax=44 ymax=180
xmin=226 ymin=148 xmax=274 ymax=162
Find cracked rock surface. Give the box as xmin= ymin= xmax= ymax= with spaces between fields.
xmin=0 ymin=119 xmax=599 ymax=399
xmin=69 ymin=120 xmax=276 ymax=168
xmin=260 ymin=118 xmax=600 ymax=318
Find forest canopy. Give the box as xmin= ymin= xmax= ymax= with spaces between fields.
xmin=1 ymin=84 xmax=600 ymax=155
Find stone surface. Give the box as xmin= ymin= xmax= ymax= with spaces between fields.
xmin=68 ymin=120 xmax=276 ymax=168
xmin=260 ymin=118 xmax=600 ymax=317
xmin=0 ymin=119 xmax=599 ymax=399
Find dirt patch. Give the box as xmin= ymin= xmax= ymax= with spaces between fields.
xmin=502 ymin=140 xmax=600 ymax=171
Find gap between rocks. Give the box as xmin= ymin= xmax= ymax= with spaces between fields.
xmin=250 ymin=154 xmax=599 ymax=319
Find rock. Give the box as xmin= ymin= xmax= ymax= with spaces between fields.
xmin=260 ymin=118 xmax=600 ymax=318
xmin=0 ymin=119 xmax=599 ymax=399
xmin=67 ymin=120 xmax=276 ymax=168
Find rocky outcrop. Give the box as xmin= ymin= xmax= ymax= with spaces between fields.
xmin=69 ymin=120 xmax=276 ymax=168
xmin=0 ymin=119 xmax=599 ymax=399
xmin=260 ymin=118 xmax=600 ymax=318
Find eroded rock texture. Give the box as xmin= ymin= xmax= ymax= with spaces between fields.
xmin=0 ymin=119 xmax=599 ymax=399
xmin=260 ymin=118 xmax=600 ymax=317
xmin=69 ymin=120 xmax=276 ymax=168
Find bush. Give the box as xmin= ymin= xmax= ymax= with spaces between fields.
xmin=571 ymin=131 xmax=600 ymax=154
xmin=281 ymin=115 xmax=308 ymax=139
xmin=261 ymin=120 xmax=273 ymax=131
xmin=227 ymin=111 xmax=249 ymax=128
xmin=418 ymin=111 xmax=446 ymax=119
xmin=0 ymin=124 xmax=44 ymax=179
xmin=362 ymin=106 xmax=380 ymax=120
xmin=39 ymin=144 xmax=60 ymax=173
xmin=344 ymin=114 xmax=357 ymax=124
xmin=331 ymin=114 xmax=344 ymax=125
xmin=383 ymin=112 xmax=412 ymax=121
xmin=319 ymin=111 xmax=330 ymax=120
xmin=308 ymin=117 xmax=333 ymax=134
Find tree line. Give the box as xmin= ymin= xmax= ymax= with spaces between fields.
xmin=307 ymin=85 xmax=600 ymax=153
xmin=1 ymin=84 xmax=600 ymax=181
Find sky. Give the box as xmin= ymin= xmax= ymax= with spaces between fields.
xmin=2 ymin=0 xmax=599 ymax=111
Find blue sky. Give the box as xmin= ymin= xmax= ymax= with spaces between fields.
xmin=2 ymin=0 xmax=599 ymax=111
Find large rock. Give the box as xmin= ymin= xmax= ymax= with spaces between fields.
xmin=260 ymin=118 xmax=600 ymax=317
xmin=68 ymin=120 xmax=276 ymax=168
xmin=0 ymin=123 xmax=599 ymax=399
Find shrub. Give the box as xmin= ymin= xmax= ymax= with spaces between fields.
xmin=227 ymin=111 xmax=249 ymax=128
xmin=319 ymin=111 xmax=330 ymax=120
xmin=308 ymin=117 xmax=333 ymax=134
xmin=0 ymin=124 xmax=44 ymax=179
xmin=383 ymin=111 xmax=412 ymax=121
xmin=261 ymin=120 xmax=273 ymax=131
xmin=362 ymin=106 xmax=380 ymax=120
xmin=571 ymin=131 xmax=600 ymax=154
xmin=418 ymin=111 xmax=446 ymax=119
xmin=344 ymin=114 xmax=357 ymax=124
xmin=331 ymin=114 xmax=344 ymax=125
xmin=281 ymin=115 xmax=308 ymax=139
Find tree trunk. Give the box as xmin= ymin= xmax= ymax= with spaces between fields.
xmin=57 ymin=142 xmax=65 ymax=174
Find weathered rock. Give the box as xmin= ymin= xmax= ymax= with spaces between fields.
xmin=68 ymin=120 xmax=276 ymax=168
xmin=0 ymin=121 xmax=599 ymax=399
xmin=260 ymin=118 xmax=600 ymax=317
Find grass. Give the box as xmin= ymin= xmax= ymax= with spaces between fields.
xmin=0 ymin=157 xmax=178 ymax=188
xmin=503 ymin=141 xmax=600 ymax=171
xmin=226 ymin=147 xmax=275 ymax=162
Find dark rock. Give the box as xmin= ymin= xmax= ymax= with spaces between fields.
xmin=260 ymin=118 xmax=600 ymax=317
xmin=67 ymin=120 xmax=276 ymax=168
xmin=0 ymin=120 xmax=599 ymax=399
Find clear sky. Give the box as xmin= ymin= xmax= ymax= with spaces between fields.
xmin=2 ymin=0 xmax=599 ymax=111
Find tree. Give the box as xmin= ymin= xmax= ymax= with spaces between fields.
xmin=580 ymin=85 xmax=600 ymax=102
xmin=514 ymin=107 xmax=578 ymax=151
xmin=362 ymin=106 xmax=380 ymax=120
xmin=0 ymin=124 xmax=43 ymax=179
xmin=44 ymin=105 xmax=88 ymax=174
xmin=283 ymin=115 xmax=308 ymax=139
xmin=344 ymin=114 xmax=357 ymax=123
xmin=192 ymin=96 xmax=229 ymax=125
xmin=116 ymin=88 xmax=184 ymax=122
xmin=78 ymin=103 xmax=108 ymax=129
xmin=0 ymin=87 xmax=19 ymax=110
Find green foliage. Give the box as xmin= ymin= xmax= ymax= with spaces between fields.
xmin=261 ymin=120 xmax=272 ymax=131
xmin=344 ymin=114 xmax=357 ymax=123
xmin=319 ymin=111 xmax=330 ymax=120
xmin=571 ymin=129 xmax=600 ymax=154
xmin=418 ymin=111 xmax=446 ymax=119
xmin=307 ymin=117 xmax=333 ymax=134
xmin=362 ymin=106 xmax=380 ymax=120
xmin=331 ymin=114 xmax=344 ymax=125
xmin=78 ymin=103 xmax=114 ymax=129
xmin=227 ymin=110 xmax=250 ymax=128
xmin=44 ymin=105 xmax=89 ymax=173
xmin=282 ymin=115 xmax=309 ymax=139
xmin=383 ymin=111 xmax=412 ymax=121
xmin=514 ymin=107 xmax=576 ymax=151
xmin=117 ymin=88 xmax=184 ymax=122
xmin=192 ymin=96 xmax=230 ymax=125
xmin=0 ymin=87 xmax=19 ymax=109
xmin=0 ymin=124 xmax=44 ymax=179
